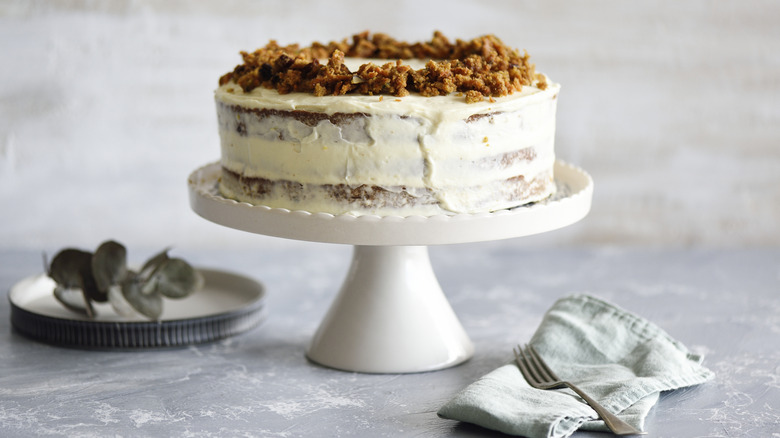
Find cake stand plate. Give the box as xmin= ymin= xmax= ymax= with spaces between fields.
xmin=188 ymin=161 xmax=592 ymax=373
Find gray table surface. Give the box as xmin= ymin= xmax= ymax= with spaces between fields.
xmin=1 ymin=245 xmax=778 ymax=437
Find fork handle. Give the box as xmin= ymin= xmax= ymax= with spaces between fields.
xmin=563 ymin=382 xmax=646 ymax=435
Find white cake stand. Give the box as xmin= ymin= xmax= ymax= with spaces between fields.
xmin=188 ymin=160 xmax=593 ymax=373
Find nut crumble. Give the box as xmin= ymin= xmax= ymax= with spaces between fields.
xmin=219 ymin=31 xmax=548 ymax=103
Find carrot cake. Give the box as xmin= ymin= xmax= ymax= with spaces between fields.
xmin=215 ymin=32 xmax=559 ymax=216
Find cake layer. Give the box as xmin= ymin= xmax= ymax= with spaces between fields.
xmin=219 ymin=166 xmax=553 ymax=217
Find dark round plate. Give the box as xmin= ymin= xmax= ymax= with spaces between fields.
xmin=8 ymin=268 xmax=266 ymax=349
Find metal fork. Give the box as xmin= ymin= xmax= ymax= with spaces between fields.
xmin=514 ymin=344 xmax=645 ymax=436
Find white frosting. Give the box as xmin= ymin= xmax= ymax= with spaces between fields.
xmin=215 ymin=62 xmax=560 ymax=216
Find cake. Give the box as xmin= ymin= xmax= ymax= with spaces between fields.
xmin=215 ymin=32 xmax=560 ymax=216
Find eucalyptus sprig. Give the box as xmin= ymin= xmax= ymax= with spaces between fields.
xmin=46 ymin=240 xmax=203 ymax=320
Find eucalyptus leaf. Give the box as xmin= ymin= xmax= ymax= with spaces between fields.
xmin=121 ymin=275 xmax=163 ymax=320
xmin=46 ymin=241 xmax=200 ymax=320
xmin=108 ymin=283 xmax=137 ymax=318
xmin=48 ymin=249 xmax=91 ymax=288
xmin=140 ymin=275 xmax=158 ymax=296
xmin=53 ymin=285 xmax=91 ymax=317
xmin=92 ymin=240 xmax=127 ymax=293
xmin=48 ymin=248 xmax=104 ymax=308
xmin=138 ymin=248 xmax=170 ymax=281
xmin=147 ymin=258 xmax=203 ymax=299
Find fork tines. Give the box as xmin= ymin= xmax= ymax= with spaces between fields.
xmin=514 ymin=344 xmax=554 ymax=388
xmin=512 ymin=343 xmax=646 ymax=436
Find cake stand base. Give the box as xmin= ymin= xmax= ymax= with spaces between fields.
xmin=188 ymin=160 xmax=593 ymax=374
xmin=306 ymin=245 xmax=473 ymax=373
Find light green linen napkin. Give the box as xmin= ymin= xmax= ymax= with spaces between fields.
xmin=438 ymin=294 xmax=714 ymax=437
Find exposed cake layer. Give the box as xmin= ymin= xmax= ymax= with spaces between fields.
xmin=219 ymin=166 xmax=553 ymax=217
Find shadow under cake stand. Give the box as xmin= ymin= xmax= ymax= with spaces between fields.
xmin=188 ymin=160 xmax=593 ymax=373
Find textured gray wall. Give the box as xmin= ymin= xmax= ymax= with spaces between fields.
xmin=1 ymin=0 xmax=778 ymax=250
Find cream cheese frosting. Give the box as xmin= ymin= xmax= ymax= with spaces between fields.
xmin=215 ymin=58 xmax=560 ymax=216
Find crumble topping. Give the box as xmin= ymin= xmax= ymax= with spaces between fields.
xmin=219 ymin=31 xmax=548 ymax=103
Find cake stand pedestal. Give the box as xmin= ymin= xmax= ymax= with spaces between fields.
xmin=188 ymin=161 xmax=593 ymax=373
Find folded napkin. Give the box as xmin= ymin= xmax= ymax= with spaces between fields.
xmin=438 ymin=294 xmax=714 ymax=438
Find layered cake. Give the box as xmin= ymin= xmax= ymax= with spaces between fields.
xmin=215 ymin=32 xmax=560 ymax=216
